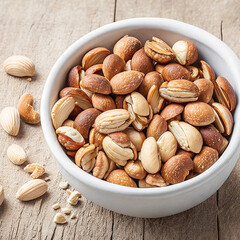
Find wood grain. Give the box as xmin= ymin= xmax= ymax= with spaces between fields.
xmin=0 ymin=0 xmax=239 ymax=239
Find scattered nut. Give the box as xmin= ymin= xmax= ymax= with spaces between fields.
xmin=62 ymin=207 xmax=71 ymax=215
xmin=52 ymin=203 xmax=61 ymax=210
xmin=0 ymin=107 xmax=20 ymax=136
xmin=7 ymin=144 xmax=27 ymax=165
xmin=24 ymin=163 xmax=45 ymax=179
xmin=3 ymin=55 xmax=35 ymax=77
xmin=67 ymin=190 xmax=81 ymax=206
xmin=71 ymin=213 xmax=77 ymax=219
xmin=16 ymin=179 xmax=48 ymax=201
xmin=59 ymin=181 xmax=69 ymax=189
xmin=54 ymin=213 xmax=67 ymax=224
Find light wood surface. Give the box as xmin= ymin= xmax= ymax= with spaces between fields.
xmin=0 ymin=0 xmax=239 ymax=239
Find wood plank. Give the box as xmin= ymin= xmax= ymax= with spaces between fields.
xmin=0 ymin=0 xmax=115 ymax=239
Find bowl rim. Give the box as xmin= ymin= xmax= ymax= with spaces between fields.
xmin=41 ymin=17 xmax=240 ymax=197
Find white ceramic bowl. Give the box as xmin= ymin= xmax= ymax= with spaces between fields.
xmin=41 ymin=18 xmax=240 ymax=218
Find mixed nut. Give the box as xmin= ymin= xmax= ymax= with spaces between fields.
xmin=51 ymin=35 xmax=237 ymax=188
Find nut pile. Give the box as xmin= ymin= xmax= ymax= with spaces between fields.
xmin=51 ymin=35 xmax=237 ymax=188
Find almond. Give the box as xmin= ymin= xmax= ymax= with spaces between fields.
xmin=74 ymin=108 xmax=101 ymax=139
xmin=160 ymin=103 xmax=184 ymax=121
xmin=147 ymin=115 xmax=167 ymax=140
xmin=80 ymin=74 xmax=111 ymax=94
xmin=110 ymin=71 xmax=144 ymax=95
xmin=67 ymin=65 xmax=84 ymax=88
xmin=131 ymin=48 xmax=154 ymax=74
xmin=7 ymin=144 xmax=27 ymax=165
xmin=82 ymin=47 xmax=110 ymax=70
xmin=113 ymin=35 xmax=142 ymax=61
xmin=85 ymin=64 xmax=103 ymax=76
xmin=200 ymin=60 xmax=215 ymax=81
xmin=0 ymin=107 xmax=20 ymax=136
xmin=162 ymin=63 xmax=191 ymax=81
xmin=102 ymin=54 xmax=125 ymax=80
xmin=138 ymin=71 xmax=164 ymax=97
xmin=3 ymin=55 xmax=35 ymax=77
xmin=92 ymin=93 xmax=116 ymax=111
xmin=124 ymin=160 xmax=147 ymax=180
xmin=16 ymin=179 xmax=48 ymax=201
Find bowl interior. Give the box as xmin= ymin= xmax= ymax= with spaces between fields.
xmin=42 ymin=18 xmax=240 ymax=195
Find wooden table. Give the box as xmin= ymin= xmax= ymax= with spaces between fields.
xmin=0 ymin=0 xmax=239 ymax=239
